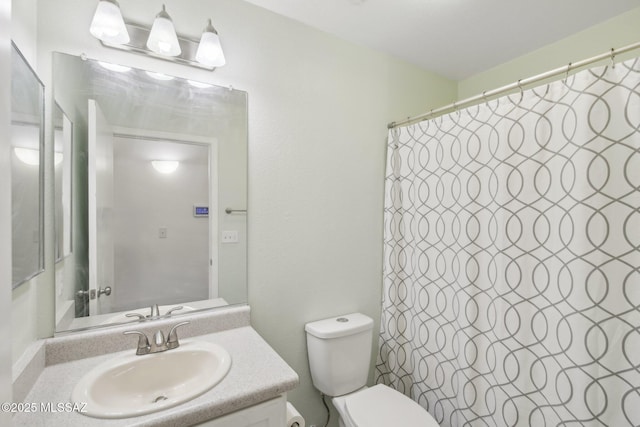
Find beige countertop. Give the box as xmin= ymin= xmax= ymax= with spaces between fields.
xmin=13 ymin=325 xmax=299 ymax=426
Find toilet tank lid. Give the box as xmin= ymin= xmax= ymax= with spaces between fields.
xmin=305 ymin=313 xmax=373 ymax=339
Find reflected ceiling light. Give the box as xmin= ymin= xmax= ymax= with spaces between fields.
xmin=98 ymin=61 xmax=131 ymax=72
xmin=195 ymin=19 xmax=226 ymax=67
xmin=89 ymin=0 xmax=130 ymax=45
xmin=151 ymin=160 xmax=179 ymax=174
xmin=187 ymin=79 xmax=213 ymax=89
xmin=145 ymin=71 xmax=174 ymax=81
xmin=146 ymin=4 xmax=181 ymax=57
xmin=14 ymin=148 xmax=40 ymax=166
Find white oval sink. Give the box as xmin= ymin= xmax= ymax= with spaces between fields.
xmin=71 ymin=341 xmax=231 ymax=419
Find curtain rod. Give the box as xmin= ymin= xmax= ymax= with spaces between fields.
xmin=388 ymin=41 xmax=640 ymax=129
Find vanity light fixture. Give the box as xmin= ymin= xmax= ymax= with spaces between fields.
xmin=195 ymin=19 xmax=226 ymax=67
xmin=145 ymin=71 xmax=175 ymax=81
xmin=151 ymin=160 xmax=179 ymax=174
xmin=187 ymin=79 xmax=213 ymax=89
xmin=89 ymin=0 xmax=130 ymax=45
xmin=89 ymin=2 xmax=226 ymax=71
xmin=146 ymin=5 xmax=181 ymax=57
xmin=98 ymin=61 xmax=131 ymax=73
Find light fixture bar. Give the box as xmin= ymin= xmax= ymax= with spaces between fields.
xmin=99 ymin=22 xmax=216 ymax=70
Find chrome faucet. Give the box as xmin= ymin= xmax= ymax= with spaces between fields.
xmin=124 ymin=321 xmax=190 ymax=355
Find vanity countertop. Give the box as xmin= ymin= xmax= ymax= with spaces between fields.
xmin=13 ymin=326 xmax=299 ymax=426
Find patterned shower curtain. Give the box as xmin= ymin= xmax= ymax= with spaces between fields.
xmin=376 ymin=57 xmax=640 ymax=427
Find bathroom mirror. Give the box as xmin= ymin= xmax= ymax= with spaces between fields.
xmin=53 ymin=52 xmax=247 ymax=332
xmin=11 ymin=42 xmax=45 ymax=289
xmin=53 ymin=103 xmax=73 ymax=262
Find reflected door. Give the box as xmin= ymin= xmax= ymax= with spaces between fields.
xmin=88 ymin=99 xmax=114 ymax=315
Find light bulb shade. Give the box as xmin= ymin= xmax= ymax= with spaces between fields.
xmin=98 ymin=61 xmax=131 ymax=73
xmin=14 ymin=148 xmax=40 ymax=166
xmin=89 ymin=0 xmax=130 ymax=45
xmin=146 ymin=5 xmax=181 ymax=57
xmin=145 ymin=71 xmax=174 ymax=81
xmin=195 ymin=20 xmax=225 ymax=67
xmin=151 ymin=160 xmax=179 ymax=174
xmin=187 ymin=79 xmax=213 ymax=88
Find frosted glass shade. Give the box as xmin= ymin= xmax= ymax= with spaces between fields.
xmin=14 ymin=148 xmax=40 ymax=166
xmin=98 ymin=61 xmax=131 ymax=73
xmin=89 ymin=0 xmax=130 ymax=45
xmin=195 ymin=21 xmax=226 ymax=67
xmin=145 ymin=71 xmax=174 ymax=81
xmin=151 ymin=160 xmax=179 ymax=174
xmin=146 ymin=5 xmax=181 ymax=57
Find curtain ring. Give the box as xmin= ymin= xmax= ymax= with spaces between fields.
xmin=564 ymin=62 xmax=572 ymax=84
xmin=517 ymin=79 xmax=523 ymax=104
xmin=453 ymin=101 xmax=460 ymax=117
xmin=610 ymin=48 xmax=616 ymax=69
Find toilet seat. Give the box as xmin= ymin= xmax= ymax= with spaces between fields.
xmin=343 ymin=384 xmax=439 ymax=427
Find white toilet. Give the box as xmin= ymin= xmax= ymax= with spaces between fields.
xmin=305 ymin=313 xmax=440 ymax=427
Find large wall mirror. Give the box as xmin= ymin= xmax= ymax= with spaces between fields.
xmin=53 ymin=52 xmax=248 ymax=333
xmin=11 ymin=42 xmax=44 ymax=289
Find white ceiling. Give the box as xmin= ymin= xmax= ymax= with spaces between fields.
xmin=244 ymin=0 xmax=639 ymax=80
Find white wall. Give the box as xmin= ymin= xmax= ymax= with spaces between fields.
xmin=34 ymin=1 xmax=456 ymax=425
xmin=1 ymin=0 xmax=13 ymax=422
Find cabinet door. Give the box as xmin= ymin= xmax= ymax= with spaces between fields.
xmin=194 ymin=394 xmax=286 ymax=427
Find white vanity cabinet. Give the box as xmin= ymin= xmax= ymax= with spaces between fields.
xmin=194 ymin=394 xmax=287 ymax=427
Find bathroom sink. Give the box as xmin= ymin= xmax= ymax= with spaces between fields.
xmin=71 ymin=341 xmax=232 ymax=418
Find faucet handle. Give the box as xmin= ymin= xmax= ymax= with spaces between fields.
xmin=166 ymin=321 xmax=190 ymax=349
xmin=124 ymin=330 xmax=151 ymax=355
xmin=165 ymin=306 xmax=184 ymax=317
xmin=125 ymin=313 xmax=146 ymax=320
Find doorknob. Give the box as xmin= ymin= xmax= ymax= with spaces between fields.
xmin=98 ymin=286 xmax=112 ymax=297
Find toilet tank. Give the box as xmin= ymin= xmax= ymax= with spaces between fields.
xmin=305 ymin=313 xmax=374 ymax=397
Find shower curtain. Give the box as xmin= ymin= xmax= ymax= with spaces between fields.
xmin=376 ymin=57 xmax=640 ymax=427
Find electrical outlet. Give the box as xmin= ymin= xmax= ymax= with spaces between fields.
xmin=159 ymin=227 xmax=167 ymax=238
xmin=221 ymin=230 xmax=238 ymax=243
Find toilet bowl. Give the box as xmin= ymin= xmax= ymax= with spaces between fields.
xmin=332 ymin=384 xmax=439 ymax=427
xmin=305 ymin=313 xmax=440 ymax=427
